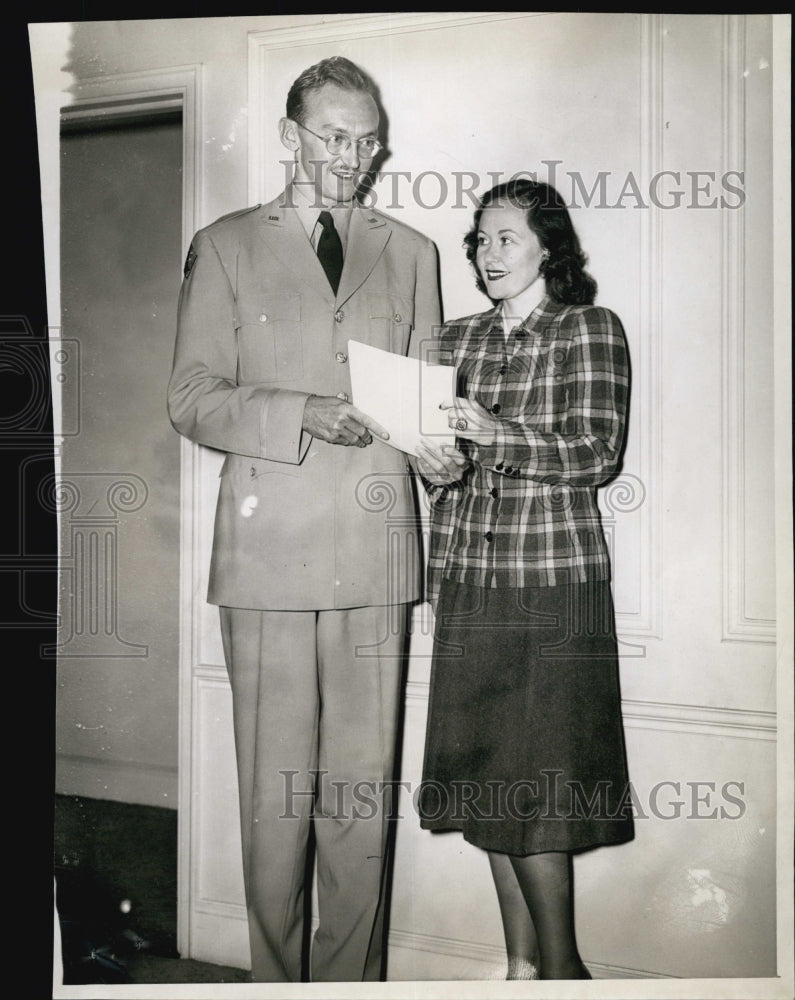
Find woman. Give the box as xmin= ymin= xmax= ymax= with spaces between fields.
xmin=415 ymin=179 xmax=634 ymax=981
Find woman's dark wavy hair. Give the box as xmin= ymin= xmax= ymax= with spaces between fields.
xmin=463 ymin=179 xmax=597 ymax=306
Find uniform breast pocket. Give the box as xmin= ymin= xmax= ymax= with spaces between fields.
xmin=235 ymin=294 xmax=303 ymax=384
xmin=366 ymin=294 xmax=414 ymax=354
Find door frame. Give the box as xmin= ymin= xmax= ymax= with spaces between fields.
xmin=59 ymin=65 xmax=201 ymax=959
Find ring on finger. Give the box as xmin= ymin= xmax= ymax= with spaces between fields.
xmin=454 ymin=417 xmax=468 ymax=432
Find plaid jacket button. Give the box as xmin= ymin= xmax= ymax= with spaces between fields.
xmin=484 ymin=531 xmax=494 ymax=542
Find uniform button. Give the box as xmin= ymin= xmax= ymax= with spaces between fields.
xmin=504 ymin=465 xmax=513 ymax=474
xmin=334 ymin=309 xmax=344 ymax=323
xmin=491 ymin=403 xmax=501 ymax=415
xmin=495 ymin=462 xmax=503 ymax=471
xmin=394 ymin=312 xmax=402 ymax=323
xmin=335 ymin=352 xmax=348 ymax=364
xmin=484 ymin=530 xmax=494 ymax=542
xmin=336 ymin=391 xmax=350 ymax=402
xmin=490 ymin=487 xmax=499 ymax=498
xmin=499 ymin=366 xmax=507 ymax=375
xmin=259 ymin=313 xmax=267 ymax=323
xmin=555 ymin=373 xmax=564 ymax=381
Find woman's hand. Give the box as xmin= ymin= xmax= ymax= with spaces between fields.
xmin=440 ymin=397 xmax=500 ymax=445
xmin=415 ymin=439 xmax=470 ymax=486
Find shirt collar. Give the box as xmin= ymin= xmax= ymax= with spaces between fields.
xmin=500 ymin=279 xmax=548 ymax=334
xmin=290 ymin=182 xmax=354 ymax=240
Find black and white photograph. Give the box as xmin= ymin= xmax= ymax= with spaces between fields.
xmin=11 ymin=9 xmax=793 ymax=999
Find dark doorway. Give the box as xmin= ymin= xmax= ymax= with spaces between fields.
xmin=56 ymin=108 xmax=184 ymax=984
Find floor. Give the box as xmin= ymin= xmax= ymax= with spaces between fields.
xmin=53 ymin=794 xmax=249 ymax=985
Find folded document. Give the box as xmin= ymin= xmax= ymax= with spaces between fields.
xmin=347 ymin=340 xmax=456 ymax=457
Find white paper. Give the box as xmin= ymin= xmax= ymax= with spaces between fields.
xmin=347 ymin=340 xmax=457 ymax=456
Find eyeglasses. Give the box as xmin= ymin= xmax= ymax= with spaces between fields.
xmin=295 ymin=121 xmax=382 ymax=159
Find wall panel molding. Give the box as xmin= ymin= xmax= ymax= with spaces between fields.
xmin=407 ymin=681 xmax=775 ymax=741
xmin=192 ymin=898 xmax=247 ymax=924
xmin=620 ymin=696 xmax=775 ymax=741
xmin=721 ymin=14 xmax=776 ymax=644
xmin=613 ymin=12 xmax=664 ymax=639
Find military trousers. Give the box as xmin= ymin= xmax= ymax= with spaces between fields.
xmin=219 ymin=603 xmax=407 ymax=982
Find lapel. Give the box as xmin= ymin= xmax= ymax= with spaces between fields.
xmin=335 ymin=206 xmax=390 ymax=308
xmin=257 ymin=193 xmax=335 ymax=305
xmin=256 ymin=194 xmax=391 ymax=307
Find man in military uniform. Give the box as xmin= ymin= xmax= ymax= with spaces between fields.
xmin=168 ymin=57 xmax=441 ymax=982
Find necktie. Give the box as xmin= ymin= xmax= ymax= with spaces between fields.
xmin=316 ymin=210 xmax=343 ymax=295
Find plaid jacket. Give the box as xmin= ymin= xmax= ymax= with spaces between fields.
xmin=425 ymin=295 xmax=629 ymax=607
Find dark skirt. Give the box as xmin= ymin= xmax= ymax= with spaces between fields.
xmin=419 ymin=579 xmax=635 ymax=856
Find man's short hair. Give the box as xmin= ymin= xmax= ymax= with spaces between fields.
xmin=286 ymin=56 xmax=377 ymax=122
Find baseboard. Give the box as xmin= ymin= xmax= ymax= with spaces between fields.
xmin=55 ymin=753 xmax=178 ymax=808
xmin=585 ymin=960 xmax=675 ymax=980
xmin=387 ymin=927 xmax=505 ymax=981
xmin=386 ymin=928 xmax=674 ymax=981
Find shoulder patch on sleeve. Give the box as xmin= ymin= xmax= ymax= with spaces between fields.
xmin=183 ymin=244 xmax=198 ymax=279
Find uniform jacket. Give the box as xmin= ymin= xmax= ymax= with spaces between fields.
xmin=425 ymin=296 xmax=629 ymax=607
xmin=168 ymin=192 xmax=441 ymax=610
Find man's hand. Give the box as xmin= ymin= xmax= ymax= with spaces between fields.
xmin=303 ymin=395 xmax=390 ymax=447
xmin=415 ymin=439 xmax=470 ymax=486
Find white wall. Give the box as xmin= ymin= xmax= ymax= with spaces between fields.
xmin=33 ymin=11 xmax=790 ymax=989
